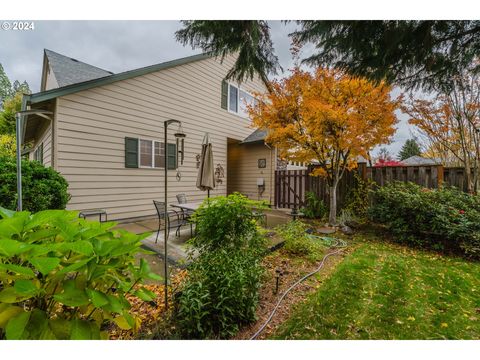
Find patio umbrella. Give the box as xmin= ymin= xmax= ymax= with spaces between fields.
xmin=196 ymin=133 xmax=215 ymax=198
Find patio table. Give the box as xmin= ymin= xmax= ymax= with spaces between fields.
xmin=170 ymin=201 xmax=203 ymax=212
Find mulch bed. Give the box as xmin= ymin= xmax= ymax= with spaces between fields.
xmin=234 ymin=245 xmax=355 ymax=340
xmin=108 ymin=269 xmax=187 ymax=340
xmin=109 ymin=232 xmax=356 ymax=340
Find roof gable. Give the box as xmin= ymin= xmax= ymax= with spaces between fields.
xmin=44 ymin=49 xmax=113 ymax=88
xmin=31 ymin=52 xmax=211 ymax=104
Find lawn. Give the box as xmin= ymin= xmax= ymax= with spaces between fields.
xmin=272 ymin=235 xmax=480 ymax=340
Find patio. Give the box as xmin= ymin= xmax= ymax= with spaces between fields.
xmin=114 ymin=208 xmax=292 ymax=265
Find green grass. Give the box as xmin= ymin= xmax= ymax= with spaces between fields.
xmin=272 ymin=238 xmax=480 ymax=339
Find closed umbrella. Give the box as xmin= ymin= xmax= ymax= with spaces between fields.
xmin=196 ymin=133 xmax=215 ymax=198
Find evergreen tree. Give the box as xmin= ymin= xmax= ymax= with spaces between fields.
xmin=175 ymin=20 xmax=480 ymax=91
xmin=398 ymin=139 xmax=422 ymax=160
xmin=176 ymin=21 xmax=281 ymax=87
xmin=0 ymin=69 xmax=30 ymax=135
xmin=0 ymin=64 xmax=13 ymax=108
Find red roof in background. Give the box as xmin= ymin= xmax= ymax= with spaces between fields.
xmin=374 ymin=159 xmax=405 ymax=167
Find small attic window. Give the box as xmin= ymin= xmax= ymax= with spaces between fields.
xmin=71 ymin=58 xmax=79 ymax=62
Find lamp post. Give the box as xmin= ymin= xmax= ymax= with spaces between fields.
xmin=163 ymin=119 xmax=186 ymax=311
xmin=15 ymin=109 xmax=53 ymax=211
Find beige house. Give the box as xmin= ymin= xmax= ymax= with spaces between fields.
xmin=22 ymin=49 xmax=277 ymax=221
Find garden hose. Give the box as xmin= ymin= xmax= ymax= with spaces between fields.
xmin=249 ymin=235 xmax=347 ymax=340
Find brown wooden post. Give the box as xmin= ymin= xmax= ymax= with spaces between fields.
xmin=437 ymin=165 xmax=444 ymax=188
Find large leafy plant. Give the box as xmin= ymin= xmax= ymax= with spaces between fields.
xmin=176 ymin=193 xmax=266 ymax=338
xmin=301 ymin=191 xmax=327 ymax=219
xmin=0 ymin=208 xmax=160 ymax=340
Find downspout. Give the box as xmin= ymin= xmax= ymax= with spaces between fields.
xmin=16 ymin=94 xmax=30 ymax=211
xmin=20 ymin=94 xmax=30 ymax=145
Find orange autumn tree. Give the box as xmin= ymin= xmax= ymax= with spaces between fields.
xmin=249 ymin=68 xmax=400 ymax=224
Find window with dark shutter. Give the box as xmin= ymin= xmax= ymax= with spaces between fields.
xmin=125 ymin=137 xmax=139 ymax=168
xmin=221 ymin=79 xmax=228 ymax=110
xmin=167 ymin=143 xmax=177 ymax=170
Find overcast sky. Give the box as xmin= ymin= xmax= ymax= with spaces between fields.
xmin=0 ymin=20 xmax=412 ymax=156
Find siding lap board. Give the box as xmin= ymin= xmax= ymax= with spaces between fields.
xmin=55 ymin=55 xmax=267 ymax=220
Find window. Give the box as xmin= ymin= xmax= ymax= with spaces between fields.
xmin=138 ymin=139 xmax=176 ymax=169
xmin=124 ymin=137 xmax=176 ymax=169
xmin=140 ymin=139 xmax=153 ymax=167
xmin=33 ymin=143 xmax=43 ymax=165
xmin=229 ymin=84 xmax=238 ymax=113
xmin=228 ymin=84 xmax=257 ymax=118
xmin=154 ymin=142 xmax=165 ymax=168
xmin=239 ymin=89 xmax=257 ymax=118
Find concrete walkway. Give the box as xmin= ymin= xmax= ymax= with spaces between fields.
xmin=114 ymin=218 xmax=195 ymax=266
xmin=114 ymin=209 xmax=291 ymax=266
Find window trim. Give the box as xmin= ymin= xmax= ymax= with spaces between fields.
xmin=227 ymin=83 xmax=256 ymax=119
xmin=138 ymin=138 xmax=165 ymax=169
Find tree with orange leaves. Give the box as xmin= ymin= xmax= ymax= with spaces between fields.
xmin=402 ymin=68 xmax=480 ymax=193
xmin=249 ymin=68 xmax=400 ymax=225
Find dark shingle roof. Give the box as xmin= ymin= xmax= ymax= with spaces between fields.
xmin=30 ymin=52 xmax=211 ymax=104
xmin=45 ymin=49 xmax=113 ymax=87
xmin=241 ymin=129 xmax=267 ymax=144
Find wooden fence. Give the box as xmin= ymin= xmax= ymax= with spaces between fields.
xmin=274 ymin=167 xmax=357 ymax=209
xmin=274 ymin=164 xmax=473 ymax=209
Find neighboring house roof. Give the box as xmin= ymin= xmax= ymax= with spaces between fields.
xmin=402 ymin=155 xmax=441 ymax=166
xmin=44 ymin=49 xmax=113 ymax=88
xmin=241 ymin=129 xmax=267 ymax=144
xmin=29 ymin=51 xmax=211 ymax=104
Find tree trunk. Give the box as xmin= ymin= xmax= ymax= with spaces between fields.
xmin=328 ymin=182 xmax=338 ymax=225
xmin=465 ymin=161 xmax=473 ymax=193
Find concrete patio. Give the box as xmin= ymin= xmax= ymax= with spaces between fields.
xmin=114 ymin=209 xmax=292 ymax=266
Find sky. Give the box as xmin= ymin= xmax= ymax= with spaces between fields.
xmin=0 ymin=20 xmax=413 ymax=156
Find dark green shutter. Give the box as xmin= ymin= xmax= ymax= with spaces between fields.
xmin=39 ymin=143 xmax=43 ymax=165
xmin=221 ymin=79 xmax=228 ymax=110
xmin=125 ymin=137 xmax=138 ymax=168
xmin=167 ymin=143 xmax=177 ymax=170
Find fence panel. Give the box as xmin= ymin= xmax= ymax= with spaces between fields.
xmin=274 ymin=164 xmax=474 ymax=210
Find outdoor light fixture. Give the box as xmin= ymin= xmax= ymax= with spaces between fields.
xmin=163 ymin=119 xmax=186 ymax=311
xmin=15 ymin=109 xmax=53 ymax=211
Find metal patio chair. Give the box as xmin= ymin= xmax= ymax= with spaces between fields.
xmin=176 ymin=193 xmax=195 ymax=219
xmin=153 ymin=200 xmax=191 ymax=243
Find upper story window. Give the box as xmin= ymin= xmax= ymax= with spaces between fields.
xmin=228 ymin=84 xmax=258 ymax=118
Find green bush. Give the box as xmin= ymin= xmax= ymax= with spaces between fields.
xmin=301 ymin=191 xmax=327 ymax=219
xmin=369 ymin=182 xmax=480 ymax=259
xmin=0 ymin=207 xmax=160 ymax=340
xmin=175 ymin=193 xmax=266 ymax=339
xmin=344 ymin=173 xmax=375 ymax=220
xmin=276 ymin=220 xmax=324 ymax=259
xmin=0 ymin=157 xmax=70 ymax=212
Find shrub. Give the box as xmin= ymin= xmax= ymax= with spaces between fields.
xmin=0 ymin=207 xmax=160 ymax=340
xmin=301 ymin=191 xmax=327 ymax=219
xmin=175 ymin=193 xmax=266 ymax=339
xmin=176 ymin=249 xmax=263 ymax=339
xmin=369 ymin=182 xmax=480 ymax=259
xmin=189 ymin=192 xmax=267 ymax=253
xmin=343 ymin=173 xmax=375 ymax=220
xmin=0 ymin=157 xmax=70 ymax=212
xmin=276 ymin=220 xmax=324 ymax=260
xmin=0 ymin=135 xmax=16 ymax=158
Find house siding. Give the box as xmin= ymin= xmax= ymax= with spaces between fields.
xmin=227 ymin=142 xmax=276 ymax=203
xmin=29 ymin=121 xmax=53 ymax=167
xmin=54 ymin=55 xmax=268 ymax=220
